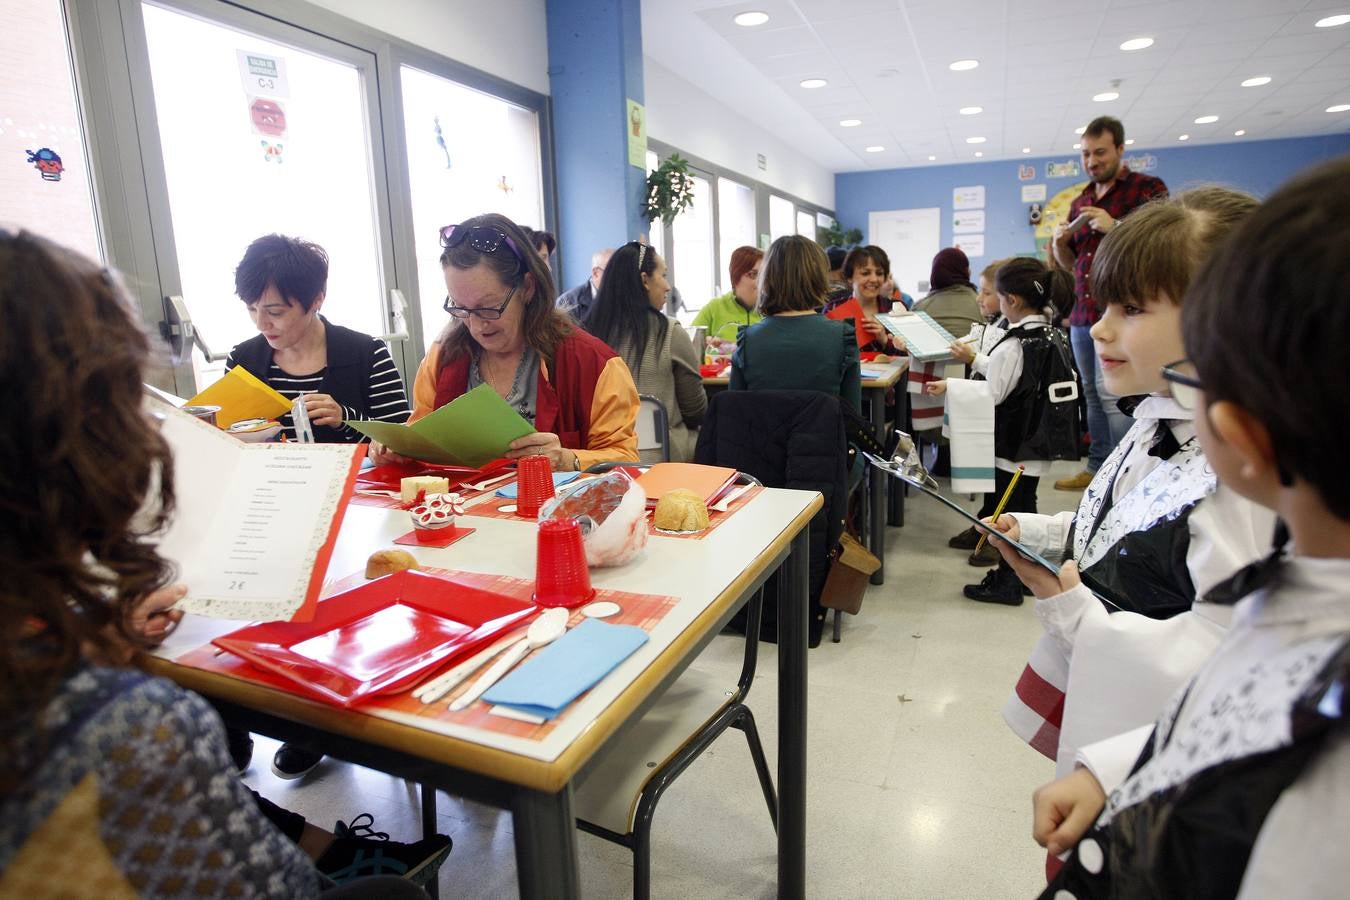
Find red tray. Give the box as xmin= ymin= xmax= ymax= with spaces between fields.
xmin=356 ymin=459 xmax=512 ymax=492
xmin=213 ymin=569 xmax=535 ymax=707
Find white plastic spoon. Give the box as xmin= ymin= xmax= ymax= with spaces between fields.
xmin=449 ymin=607 xmax=569 ymax=711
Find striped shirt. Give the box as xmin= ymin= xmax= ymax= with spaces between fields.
xmin=224 ymin=339 xmax=410 ymax=443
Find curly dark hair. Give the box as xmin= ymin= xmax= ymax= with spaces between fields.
xmin=0 ymin=230 xmax=176 ymax=765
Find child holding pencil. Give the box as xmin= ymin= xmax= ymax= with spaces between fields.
xmin=1019 ymin=156 xmax=1350 ymax=900
xmin=927 ymin=259 xmax=1081 ymax=590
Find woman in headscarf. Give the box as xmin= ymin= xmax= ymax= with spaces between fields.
xmin=913 ymin=247 xmax=982 ymax=338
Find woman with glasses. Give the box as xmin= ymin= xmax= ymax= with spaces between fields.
xmin=586 ymin=241 xmax=706 ymax=462
xmin=375 ymin=214 xmax=638 ymax=471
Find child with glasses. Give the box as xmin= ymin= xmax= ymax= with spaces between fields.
xmin=372 ymin=214 xmax=639 ymax=472
xmin=1024 ymin=154 xmax=1350 ymax=900
xmin=986 ymin=189 xmax=1275 ymax=858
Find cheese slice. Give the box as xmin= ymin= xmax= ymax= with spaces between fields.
xmin=400 ymin=475 xmax=450 ymax=503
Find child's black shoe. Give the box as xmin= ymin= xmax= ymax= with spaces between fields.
xmin=963 ymin=566 xmax=1024 ymax=605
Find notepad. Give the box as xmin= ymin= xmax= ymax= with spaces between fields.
xmin=877 ymin=312 xmax=958 ymax=363
xmin=349 ymin=384 xmax=535 ymax=467
xmin=482 ymin=618 xmax=650 ymax=719
xmin=634 ymin=462 xmax=738 ymax=507
xmin=187 ymin=365 xmax=292 ymax=427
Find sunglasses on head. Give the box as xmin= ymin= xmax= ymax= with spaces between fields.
xmin=439 ymin=224 xmax=525 ymax=271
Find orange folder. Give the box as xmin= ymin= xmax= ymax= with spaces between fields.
xmin=635 ymin=463 xmax=738 ymax=507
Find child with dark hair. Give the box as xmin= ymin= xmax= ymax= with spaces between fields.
xmin=993 ymin=190 xmax=1275 ymax=801
xmin=928 ymin=258 xmax=1081 ymax=585
xmin=1024 ymin=156 xmax=1350 ymax=900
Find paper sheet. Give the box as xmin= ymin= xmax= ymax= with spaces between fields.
xmin=878 ymin=311 xmax=958 ymax=363
xmin=187 ymin=365 xmax=292 ymax=427
xmin=349 ymin=384 xmax=534 ymax=467
xmin=153 ymin=399 xmax=362 ymax=621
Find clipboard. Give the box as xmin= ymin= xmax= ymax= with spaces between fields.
xmin=877 ymin=311 xmax=958 ymax=363
xmin=863 ymin=450 xmax=1127 ymax=611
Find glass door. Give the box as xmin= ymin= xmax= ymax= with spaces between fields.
xmin=137 ymin=0 xmax=395 ymax=390
xmin=671 ymin=172 xmax=715 ymax=315
xmin=399 ymin=65 xmax=545 ymax=351
xmin=716 ymin=176 xmax=755 ymax=296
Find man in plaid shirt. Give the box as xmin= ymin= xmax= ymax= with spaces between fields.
xmin=1050 ymin=116 xmax=1167 ymax=491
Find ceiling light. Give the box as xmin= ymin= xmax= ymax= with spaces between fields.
xmin=1178 ymin=134 xmax=1190 ymax=141
xmin=949 ymin=59 xmax=979 ymax=71
xmin=1125 ymin=138 xmax=1135 ymax=145
xmin=928 ymin=155 xmax=937 ymax=161
xmin=865 ymin=145 xmax=885 ymax=152
xmin=959 ymin=106 xmax=983 ymax=115
xmin=800 ymin=78 xmax=827 ymax=89
xmin=1022 ymin=147 xmax=1031 ymax=153
xmin=1194 ymin=115 xmax=1219 ymax=124
xmin=965 ymin=136 xmax=986 ymax=144
xmin=1234 ymin=129 xmax=1246 ymax=136
xmin=1074 ymin=125 xmax=1087 ymax=135
xmin=1093 ymin=91 xmax=1119 ymax=102
xmin=1241 ymin=76 xmax=1272 ymax=87
xmin=733 ymin=11 xmax=769 ymax=27
xmin=839 ymin=118 xmax=862 ymax=127
xmin=1315 ymin=14 xmax=1350 ymax=28
xmin=974 ymin=151 xmax=984 ymax=157
xmin=1328 ymin=104 xmax=1350 ymax=113
xmin=1073 ymin=142 xmax=1082 ymax=150
xmin=1120 ymin=37 xmax=1154 ymax=51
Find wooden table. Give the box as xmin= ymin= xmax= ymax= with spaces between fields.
xmin=150 ymin=487 xmax=822 ymax=899
xmin=703 ymin=357 xmax=909 ymax=583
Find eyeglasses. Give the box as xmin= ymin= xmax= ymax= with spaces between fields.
xmin=439 ymin=224 xmax=525 ymax=270
xmin=1161 ymin=358 xmax=1202 ymax=410
xmin=443 ymin=281 xmax=519 ymax=320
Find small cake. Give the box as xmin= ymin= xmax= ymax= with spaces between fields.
xmin=400 ymin=475 xmax=450 ymax=503
xmin=365 ymin=548 xmax=419 ymax=579
xmin=409 ymin=492 xmax=465 ymax=531
xmin=653 ymin=488 xmax=710 ymax=532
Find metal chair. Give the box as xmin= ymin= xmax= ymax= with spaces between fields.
xmin=572 ymin=582 xmax=776 ymax=900
xmin=636 ymin=393 xmax=671 ymax=463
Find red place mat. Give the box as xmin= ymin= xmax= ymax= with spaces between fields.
xmin=176 ymin=566 xmax=679 ymax=741
xmin=393 ymin=524 xmax=476 ymax=548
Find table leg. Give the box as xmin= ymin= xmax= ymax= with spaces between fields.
xmin=512 ymin=786 xmax=580 ymax=899
xmin=888 ymin=382 xmax=908 ymax=527
xmin=777 ymin=527 xmax=809 ymax=899
xmin=420 ymin=783 xmax=440 ymax=899
xmin=868 ymin=387 xmax=886 ymax=584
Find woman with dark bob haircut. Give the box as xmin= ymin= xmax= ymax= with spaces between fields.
xmin=729 ymin=234 xmax=861 ymax=414
xmin=822 ymin=244 xmax=901 ymax=353
xmin=374 ymin=213 xmax=638 ymax=471
xmin=0 ymin=231 xmax=443 ymax=897
xmin=586 ymin=240 xmax=706 ymax=461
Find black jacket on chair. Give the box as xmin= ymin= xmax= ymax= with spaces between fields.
xmin=694 ymin=390 xmax=849 ymax=647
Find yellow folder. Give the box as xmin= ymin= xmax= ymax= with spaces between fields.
xmin=187 ymin=366 xmax=292 ymax=427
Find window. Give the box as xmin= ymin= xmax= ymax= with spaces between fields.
xmin=401 ymin=65 xmax=544 ymax=350
xmin=796 ymin=209 xmax=815 ymax=239
xmin=768 ymin=194 xmax=794 ymax=243
xmin=141 ymin=2 xmax=386 ymax=385
xmin=716 ymin=176 xmax=755 ymax=295
xmin=645 ymin=149 xmax=664 ymax=258
xmin=670 ymin=173 xmax=714 ymax=311
xmin=0 ymin=0 xmax=101 ymax=260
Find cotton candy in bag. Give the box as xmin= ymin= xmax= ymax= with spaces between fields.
xmin=538 ymin=470 xmax=647 ymax=567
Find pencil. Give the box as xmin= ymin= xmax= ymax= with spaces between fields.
xmin=974 ymin=465 xmax=1024 ymax=554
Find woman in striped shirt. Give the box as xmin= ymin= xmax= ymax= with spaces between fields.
xmin=225 ymin=234 xmax=410 ymax=443
xmin=224 ymin=233 xmax=410 ymax=780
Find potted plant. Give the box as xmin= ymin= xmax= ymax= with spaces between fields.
xmin=643 ymin=154 xmax=696 ymax=225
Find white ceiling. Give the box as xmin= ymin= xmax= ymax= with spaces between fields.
xmin=641 ymin=0 xmax=1350 ymax=172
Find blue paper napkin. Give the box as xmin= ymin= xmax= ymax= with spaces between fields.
xmin=496 ymin=471 xmax=582 ymax=498
xmin=482 ymin=617 xmax=649 ymax=719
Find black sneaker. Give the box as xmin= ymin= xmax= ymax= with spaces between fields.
xmin=316 ymin=813 xmax=453 ymax=887
xmin=271 ymin=743 xmax=324 ymax=780
xmin=226 ymin=727 xmax=254 ymax=776
xmin=962 ymin=568 xmax=1024 ymax=606
xmin=947 ymin=526 xmax=982 ymax=550
xmin=967 ymin=543 xmax=1002 ymax=567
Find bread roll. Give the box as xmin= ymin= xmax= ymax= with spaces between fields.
xmin=653 ymin=488 xmax=710 ymax=532
xmin=365 ymin=548 xmax=419 ymax=579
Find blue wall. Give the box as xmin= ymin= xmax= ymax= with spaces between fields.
xmin=834 ymin=133 xmax=1350 ymax=274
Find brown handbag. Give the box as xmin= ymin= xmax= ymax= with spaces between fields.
xmin=819 ymin=533 xmax=881 ymax=615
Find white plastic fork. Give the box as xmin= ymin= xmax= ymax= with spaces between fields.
xmin=464 ymin=471 xmax=515 ymax=493
xmin=413 ymin=630 xmax=526 ymax=703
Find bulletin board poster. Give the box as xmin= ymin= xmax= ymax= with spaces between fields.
xmin=626 ymin=99 xmax=647 ymax=168
xmin=953 ymin=185 xmax=985 ymax=210
xmin=869 ymin=207 xmax=941 ymax=297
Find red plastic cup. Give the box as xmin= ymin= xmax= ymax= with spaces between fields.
xmin=515 ymin=455 xmax=556 ymax=518
xmin=533 ymin=517 xmax=596 ymax=608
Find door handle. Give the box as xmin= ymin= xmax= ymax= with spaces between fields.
xmin=377 ymin=288 xmax=410 ymax=343
xmin=159 ymin=294 xmax=228 ymax=364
